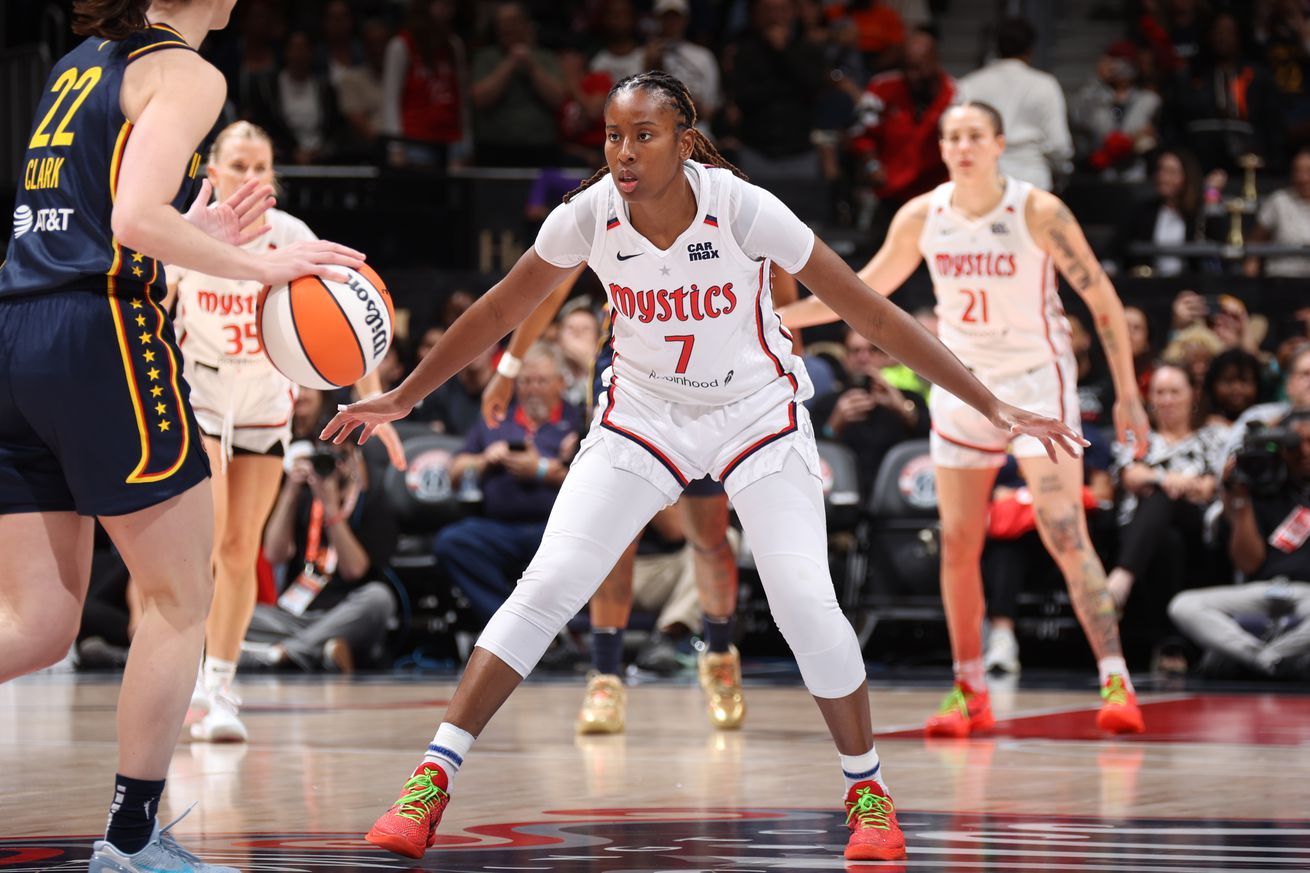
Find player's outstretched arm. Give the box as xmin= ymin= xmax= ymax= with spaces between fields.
xmin=482 ymin=263 xmax=587 ymax=426
xmin=777 ymin=196 xmax=927 ymax=331
xmin=1029 ymin=191 xmax=1149 ymax=456
xmin=323 ymin=249 xmax=576 ymax=445
xmin=796 ymin=237 xmax=1086 ymax=461
xmin=113 ymin=51 xmax=363 ymax=285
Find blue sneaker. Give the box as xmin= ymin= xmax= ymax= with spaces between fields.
xmin=90 ymin=806 xmax=237 ymax=873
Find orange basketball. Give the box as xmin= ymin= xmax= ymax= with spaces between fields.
xmin=257 ymin=264 xmax=395 ymax=390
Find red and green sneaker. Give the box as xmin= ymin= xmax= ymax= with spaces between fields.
xmin=843 ymin=780 xmax=907 ymax=861
xmin=924 ymin=682 xmax=994 ymax=738
xmin=365 ymin=763 xmax=451 ymax=858
xmin=1096 ymin=674 xmax=1145 ymax=734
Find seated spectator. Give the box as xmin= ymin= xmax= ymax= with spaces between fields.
xmin=589 ymin=0 xmax=646 ymax=84
xmin=811 ymin=327 xmax=929 ymax=498
xmin=470 ymin=1 xmax=567 ymax=167
xmin=1203 ymin=348 xmax=1264 ymax=427
xmin=851 ymin=27 xmax=953 ymax=233
xmin=251 ymin=439 xmax=400 ymax=671
xmin=1106 ymin=364 xmax=1227 ymax=617
xmin=1133 ymin=0 xmax=1206 ymax=84
xmin=957 ymin=17 xmax=1072 ymax=190
xmin=1169 ymin=409 xmax=1310 ymax=678
xmin=1162 ymin=321 xmax=1225 ymax=388
xmin=1070 ymin=41 xmax=1161 ymax=181
xmin=556 ymin=300 xmax=601 ymax=408
xmin=1221 ymin=343 xmax=1310 ymax=462
xmin=839 ymin=0 xmax=906 ymax=72
xmin=433 ymin=344 xmax=582 ymax=624
xmin=335 ymin=18 xmax=393 ymax=158
xmin=380 ymin=0 xmax=468 ymax=169
xmin=320 ymin=0 xmax=361 ymax=88
xmin=1260 ymin=1 xmax=1310 ymax=154
xmin=724 ymin=0 xmax=827 ymax=180
xmin=646 ymin=0 xmax=721 ymax=127
xmin=1245 ymin=149 xmax=1310 ymax=278
xmin=411 ymin=343 xmax=495 ymax=435
xmin=1163 ymin=11 xmax=1282 ymax=173
xmin=1124 ymin=305 xmax=1158 ymax=398
xmin=1111 ymin=149 xmax=1207 ymax=277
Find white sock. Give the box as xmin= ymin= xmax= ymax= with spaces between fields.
xmin=1097 ymin=657 xmax=1133 ymax=691
xmin=422 ymin=723 xmax=475 ymax=787
xmin=203 ymin=657 xmax=236 ymax=695
xmin=954 ymin=657 xmax=986 ymax=691
xmin=839 ymin=746 xmax=887 ymax=793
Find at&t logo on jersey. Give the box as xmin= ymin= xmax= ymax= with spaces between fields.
xmin=608 ymin=282 xmax=737 ymax=323
xmin=12 ymin=205 xmax=74 ymax=239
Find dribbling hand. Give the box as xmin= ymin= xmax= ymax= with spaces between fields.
xmin=989 ymin=402 xmax=1090 ymax=463
xmin=259 ymin=240 xmax=366 ymax=285
xmin=320 ymin=389 xmax=414 ymax=447
xmin=186 ymin=177 xmax=275 ymax=246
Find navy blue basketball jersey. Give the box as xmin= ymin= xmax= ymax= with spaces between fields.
xmin=0 ymin=24 xmax=205 ymax=299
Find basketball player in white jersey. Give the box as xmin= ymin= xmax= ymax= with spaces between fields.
xmin=323 ymin=73 xmax=1082 ymax=863
xmin=167 ymin=122 xmax=405 ymax=742
xmin=782 ymin=101 xmax=1150 ymax=737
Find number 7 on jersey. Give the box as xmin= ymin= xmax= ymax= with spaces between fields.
xmin=664 ymin=334 xmax=695 ymax=374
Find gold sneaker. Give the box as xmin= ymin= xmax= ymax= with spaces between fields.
xmin=576 ymin=671 xmax=626 ymax=735
xmin=698 ymin=645 xmax=746 ymax=730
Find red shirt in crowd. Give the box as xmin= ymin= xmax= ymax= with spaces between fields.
xmin=854 ymin=68 xmax=955 ymax=203
xmin=400 ymin=31 xmax=463 ymax=145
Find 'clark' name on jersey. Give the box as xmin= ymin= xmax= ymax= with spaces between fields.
xmin=933 ymin=252 xmax=1018 ymax=278
xmin=608 ymin=281 xmax=737 ymax=324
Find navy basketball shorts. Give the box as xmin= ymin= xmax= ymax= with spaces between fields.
xmin=0 ymin=284 xmax=211 ymax=516
xmin=683 ymin=475 xmax=726 ymax=497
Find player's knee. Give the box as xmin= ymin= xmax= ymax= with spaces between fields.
xmin=215 ymin=526 xmax=263 ymax=568
xmin=940 ymin=526 xmax=985 ymax=565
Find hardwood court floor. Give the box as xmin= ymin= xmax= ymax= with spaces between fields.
xmin=3 ymin=671 xmax=1309 ymax=871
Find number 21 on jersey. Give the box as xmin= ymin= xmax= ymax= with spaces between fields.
xmin=960 ymin=288 xmax=989 ymax=324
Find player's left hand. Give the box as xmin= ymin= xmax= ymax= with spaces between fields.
xmin=1113 ymin=396 xmax=1150 ymax=460
xmin=185 ymin=177 xmax=275 ymax=247
xmin=321 ymin=389 xmax=414 ymax=447
xmin=373 ymin=420 xmax=407 ymax=470
xmin=990 ymin=402 xmax=1090 ymax=462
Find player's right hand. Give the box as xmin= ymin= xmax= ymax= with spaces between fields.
xmin=321 ymin=389 xmax=413 ymax=447
xmin=259 ymin=240 xmax=366 ymax=285
xmin=481 ymin=373 xmax=514 ymax=427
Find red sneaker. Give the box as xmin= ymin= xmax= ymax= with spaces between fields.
xmin=843 ymin=780 xmax=907 ymax=861
xmin=1097 ymin=674 xmax=1145 ymax=734
xmin=924 ymin=682 xmax=994 ymax=738
xmin=365 ymin=763 xmax=451 ymax=858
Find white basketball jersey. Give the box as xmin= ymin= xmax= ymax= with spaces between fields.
xmin=172 ymin=208 xmax=316 ymax=370
xmin=585 ymin=163 xmax=808 ymax=406
xmin=918 ymin=176 xmax=1072 ymax=376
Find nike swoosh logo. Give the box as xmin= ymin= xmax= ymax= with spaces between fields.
xmin=616 ymin=251 xmax=643 ymax=261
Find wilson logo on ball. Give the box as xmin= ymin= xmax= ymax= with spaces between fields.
xmin=257 ymin=264 xmax=394 ymax=390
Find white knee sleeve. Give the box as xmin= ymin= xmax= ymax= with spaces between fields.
xmin=475 ymin=439 xmax=672 ymax=676
xmin=734 ymin=450 xmax=867 ymax=698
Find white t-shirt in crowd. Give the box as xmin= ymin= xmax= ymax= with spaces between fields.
xmin=957 ymin=58 xmax=1073 ymax=191
xmin=1257 ymin=188 xmax=1310 ymax=278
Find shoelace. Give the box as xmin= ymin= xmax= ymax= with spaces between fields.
xmin=845 ymin=786 xmax=893 ymax=831
xmin=1101 ymin=674 xmax=1130 ymax=706
xmin=156 ymin=803 xmax=205 ymax=866
xmin=395 ymin=770 xmax=448 ymax=823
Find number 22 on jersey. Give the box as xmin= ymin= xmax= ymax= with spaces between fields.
xmin=30 ymin=66 xmax=102 ymax=149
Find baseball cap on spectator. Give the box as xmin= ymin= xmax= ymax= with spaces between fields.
xmin=654 ymin=0 xmax=689 ymax=15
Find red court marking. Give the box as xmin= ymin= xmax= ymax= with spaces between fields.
xmin=878 ymin=694 xmax=1310 ymax=745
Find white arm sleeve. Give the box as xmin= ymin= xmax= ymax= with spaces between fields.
xmin=533 ymin=194 xmax=596 ymax=268
xmin=732 ymin=181 xmax=815 ymax=274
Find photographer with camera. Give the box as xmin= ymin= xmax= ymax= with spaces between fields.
xmin=1167 ymin=411 xmax=1310 ymax=678
xmin=433 ymin=342 xmax=582 ymax=624
xmin=1220 ymin=344 xmax=1310 ymax=462
xmin=247 ymin=438 xmax=399 ymax=671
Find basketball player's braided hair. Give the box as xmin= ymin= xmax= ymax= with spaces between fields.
xmin=563 ymin=70 xmax=747 ymax=203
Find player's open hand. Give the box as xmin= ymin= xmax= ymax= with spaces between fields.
xmin=185 ymin=178 xmax=275 ymax=246
xmin=989 ymin=402 xmax=1090 ymax=462
xmin=259 ymin=240 xmax=366 ymax=285
xmin=481 ymin=373 xmax=514 ymax=427
xmin=321 ymin=389 xmax=413 ymax=447
xmin=1113 ymin=396 xmax=1150 ymax=460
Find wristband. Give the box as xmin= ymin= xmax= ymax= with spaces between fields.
xmin=496 ymin=352 xmax=522 ymax=379
xmin=535 ymin=458 xmax=550 ymax=480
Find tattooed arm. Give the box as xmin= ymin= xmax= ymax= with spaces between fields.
xmin=1029 ymin=191 xmax=1150 ymax=458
